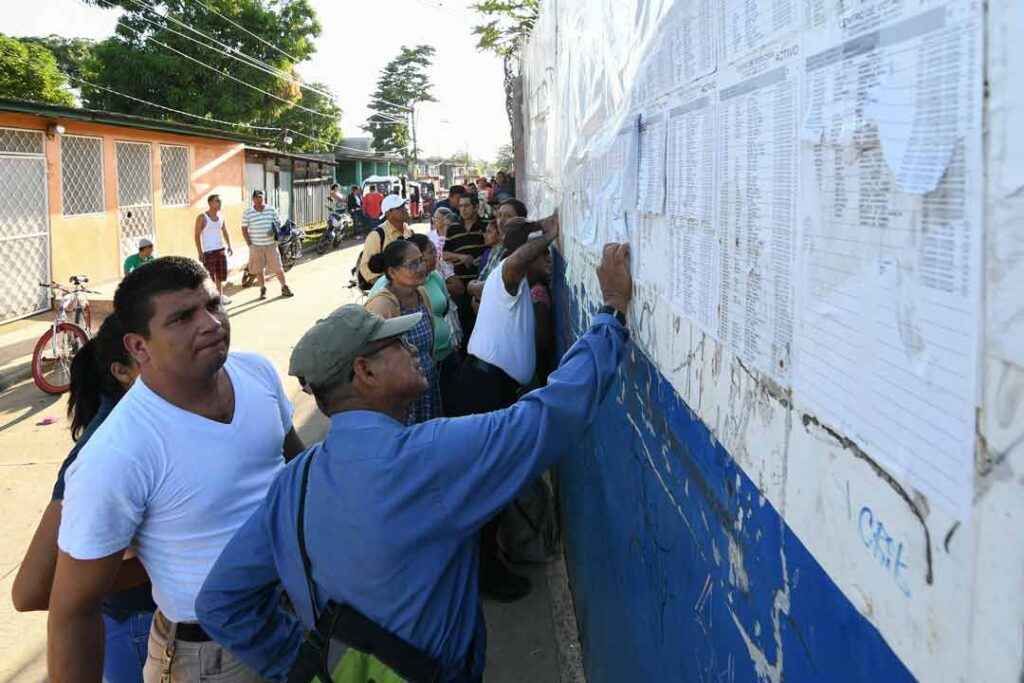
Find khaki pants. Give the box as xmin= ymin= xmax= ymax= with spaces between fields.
xmin=143 ymin=610 xmax=266 ymax=682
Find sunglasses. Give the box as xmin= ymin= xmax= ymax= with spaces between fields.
xmin=398 ymin=257 xmax=424 ymax=271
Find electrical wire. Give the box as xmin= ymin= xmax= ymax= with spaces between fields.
xmin=190 ymin=0 xmax=302 ymax=64
xmin=113 ymin=20 xmax=336 ymax=121
xmin=124 ymin=0 xmax=414 ymax=114
xmin=116 ymin=1 xmax=330 ymax=102
xmin=66 ymin=74 xmax=280 ymax=132
xmin=119 ymin=0 xmax=337 ymax=102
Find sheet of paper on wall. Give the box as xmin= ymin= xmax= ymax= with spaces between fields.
xmin=617 ymin=117 xmax=641 ymax=216
xmin=715 ymin=46 xmax=799 ymax=384
xmin=667 ymin=0 xmax=717 ymax=87
xmin=636 ymin=113 xmax=668 ymax=215
xmin=794 ymin=0 xmax=983 ymax=518
xmin=631 ymin=214 xmax=671 ymax=298
xmin=995 ymin=0 xmax=1024 ymax=196
xmin=666 ymin=85 xmax=715 ymax=220
xmin=721 ymin=0 xmax=798 ymax=64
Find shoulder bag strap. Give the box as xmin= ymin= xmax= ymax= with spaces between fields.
xmin=297 ymin=451 xmax=319 ymax=625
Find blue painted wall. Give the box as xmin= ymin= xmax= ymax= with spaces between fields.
xmin=552 ymin=260 xmax=916 ymax=682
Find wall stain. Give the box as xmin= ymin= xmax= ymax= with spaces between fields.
xmin=943 ymin=521 xmax=960 ymax=553
xmin=801 ymin=413 xmax=934 ymax=585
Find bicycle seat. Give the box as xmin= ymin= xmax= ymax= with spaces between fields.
xmin=69 ymin=275 xmax=89 ymax=285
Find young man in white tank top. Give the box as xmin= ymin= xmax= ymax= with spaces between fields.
xmin=194 ymin=194 xmax=235 ymax=304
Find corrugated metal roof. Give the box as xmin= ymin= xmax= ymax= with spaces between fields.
xmin=0 ymin=97 xmax=260 ymax=143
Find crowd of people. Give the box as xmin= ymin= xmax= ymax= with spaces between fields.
xmin=14 ymin=173 xmax=634 ymax=682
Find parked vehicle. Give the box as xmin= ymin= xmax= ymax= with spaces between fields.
xmin=32 ymin=275 xmax=97 ymax=394
xmin=241 ymin=220 xmax=305 ymax=287
xmin=316 ymin=205 xmax=354 ymax=255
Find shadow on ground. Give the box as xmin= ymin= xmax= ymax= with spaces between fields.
xmin=0 ymin=383 xmax=62 ymax=434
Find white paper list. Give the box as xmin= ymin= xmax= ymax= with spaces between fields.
xmin=722 ymin=0 xmax=797 ymax=63
xmin=717 ymin=61 xmax=798 ymax=382
xmin=796 ymin=2 xmax=982 ymax=516
xmin=637 ymin=113 xmax=668 ymax=215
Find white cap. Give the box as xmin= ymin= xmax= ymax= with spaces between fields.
xmin=138 ymin=237 xmax=154 ymax=249
xmin=381 ymin=194 xmax=406 ymax=214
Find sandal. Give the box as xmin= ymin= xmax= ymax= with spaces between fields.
xmin=281 ymin=285 xmax=294 ymax=298
xmin=259 ymin=287 xmax=267 ymax=300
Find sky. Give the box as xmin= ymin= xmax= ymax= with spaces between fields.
xmin=5 ymin=0 xmax=510 ymax=161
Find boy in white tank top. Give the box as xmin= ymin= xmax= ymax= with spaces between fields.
xmin=194 ymin=194 xmax=235 ymax=304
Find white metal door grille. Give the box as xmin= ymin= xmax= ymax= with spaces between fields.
xmin=0 ymin=128 xmax=50 ymax=323
xmin=116 ymin=141 xmax=154 ymax=260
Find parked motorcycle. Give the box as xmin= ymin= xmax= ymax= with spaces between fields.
xmin=241 ymin=220 xmax=305 ymax=287
xmin=316 ymin=206 xmax=354 ymax=255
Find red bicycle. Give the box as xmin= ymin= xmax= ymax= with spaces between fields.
xmin=31 ymin=275 xmax=96 ymax=394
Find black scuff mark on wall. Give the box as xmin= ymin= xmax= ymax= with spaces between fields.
xmin=785 ymin=613 xmax=818 ymax=673
xmin=943 ymin=521 xmax=960 ymax=553
xmin=801 ymin=413 xmax=934 ymax=585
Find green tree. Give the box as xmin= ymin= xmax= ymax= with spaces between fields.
xmin=0 ymin=35 xmax=74 ymax=106
xmin=81 ymin=0 xmax=333 ymax=148
xmin=471 ymin=0 xmax=538 ymax=58
xmin=19 ymin=36 xmax=96 ymax=83
xmin=258 ymin=81 xmax=342 ymax=153
xmin=495 ymin=143 xmax=513 ymax=171
xmin=364 ymin=45 xmax=437 ymax=164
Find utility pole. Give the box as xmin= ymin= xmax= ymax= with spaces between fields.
xmin=409 ymin=102 xmax=420 ymax=177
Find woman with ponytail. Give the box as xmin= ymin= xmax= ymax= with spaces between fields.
xmin=12 ymin=315 xmax=156 ymax=682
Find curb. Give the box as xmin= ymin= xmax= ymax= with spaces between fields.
xmin=0 ymin=360 xmax=32 ymax=392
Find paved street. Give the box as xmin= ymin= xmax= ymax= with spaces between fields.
xmin=0 ymin=240 xmax=569 ymax=681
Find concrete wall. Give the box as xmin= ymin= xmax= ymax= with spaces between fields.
xmin=0 ymin=112 xmax=247 ymax=287
xmin=523 ymin=1 xmax=1024 ymax=681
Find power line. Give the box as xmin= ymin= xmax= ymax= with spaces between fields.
xmin=190 ymin=0 xmax=301 ymax=64
xmin=65 ymin=74 xmax=281 ymax=132
xmin=113 ymin=20 xmax=336 ymax=121
xmin=122 ymin=0 xmax=414 ymax=115
xmin=57 ymin=71 xmax=398 ymax=157
xmin=120 ymin=0 xmax=336 ymax=102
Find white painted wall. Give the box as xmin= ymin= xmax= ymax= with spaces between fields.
xmin=521 ymin=0 xmax=1024 ymax=680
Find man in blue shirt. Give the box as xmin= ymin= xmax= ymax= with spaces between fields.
xmin=196 ymin=237 xmax=633 ymax=681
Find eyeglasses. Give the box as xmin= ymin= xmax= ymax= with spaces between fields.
xmin=348 ymin=336 xmax=404 ymax=380
xmin=398 ymin=258 xmax=424 ymax=271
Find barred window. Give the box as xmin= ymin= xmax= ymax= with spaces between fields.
xmin=61 ymin=135 xmax=105 ymax=216
xmin=160 ymin=144 xmax=190 ymax=206
xmin=0 ymin=127 xmax=45 ymax=155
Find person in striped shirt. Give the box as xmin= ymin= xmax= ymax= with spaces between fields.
xmin=242 ymin=190 xmax=294 ymax=299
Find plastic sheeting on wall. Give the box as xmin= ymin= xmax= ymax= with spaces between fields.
xmin=521 ymin=0 xmax=1024 ymax=680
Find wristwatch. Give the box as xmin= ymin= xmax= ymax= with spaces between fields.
xmin=597 ymin=304 xmax=627 ymax=326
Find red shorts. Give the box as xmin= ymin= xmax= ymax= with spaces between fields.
xmin=202 ymin=248 xmax=228 ymax=282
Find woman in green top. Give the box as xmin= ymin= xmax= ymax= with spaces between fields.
xmin=367 ymin=233 xmax=462 ymax=413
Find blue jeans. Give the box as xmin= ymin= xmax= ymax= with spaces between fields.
xmin=103 ymin=610 xmax=154 ymax=682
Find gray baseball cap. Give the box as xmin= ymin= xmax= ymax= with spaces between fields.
xmin=289 ymin=304 xmax=421 ymax=390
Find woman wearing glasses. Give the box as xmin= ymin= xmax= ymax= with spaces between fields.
xmin=366 ymin=239 xmax=443 ymax=423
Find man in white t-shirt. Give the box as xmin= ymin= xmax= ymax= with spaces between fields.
xmin=48 ymin=256 xmax=305 ymax=682
xmin=452 ymin=215 xmax=557 ymax=603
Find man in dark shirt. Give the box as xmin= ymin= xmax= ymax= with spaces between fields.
xmin=346 ymin=185 xmax=364 ymax=235
xmin=445 ymin=193 xmax=489 ymax=341
xmin=434 ymin=184 xmax=466 ymax=213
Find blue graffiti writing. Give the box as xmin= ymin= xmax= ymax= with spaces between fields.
xmin=858 ymin=506 xmax=911 ymax=597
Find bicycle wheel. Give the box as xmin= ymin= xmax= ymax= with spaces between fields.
xmin=32 ymin=323 xmax=89 ymax=395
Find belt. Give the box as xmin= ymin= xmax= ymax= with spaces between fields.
xmin=465 ymin=355 xmax=508 ymax=377
xmin=175 ymin=621 xmax=212 ymax=642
